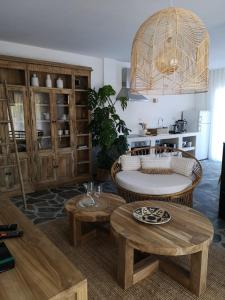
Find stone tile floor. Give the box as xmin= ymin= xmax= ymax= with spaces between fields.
xmin=11 ymin=160 xmax=225 ymax=247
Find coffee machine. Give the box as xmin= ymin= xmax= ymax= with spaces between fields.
xmin=170 ymin=112 xmax=187 ymax=133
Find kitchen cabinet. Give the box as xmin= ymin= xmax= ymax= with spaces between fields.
xmin=127 ymin=132 xmax=198 ymax=156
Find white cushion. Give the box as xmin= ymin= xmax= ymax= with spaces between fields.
xmin=171 ymin=157 xmax=195 ymax=177
xmin=115 ymin=171 xmax=192 ymax=195
xmin=120 ymin=155 xmax=141 ymax=171
xmin=141 ymin=156 xmax=171 ymax=169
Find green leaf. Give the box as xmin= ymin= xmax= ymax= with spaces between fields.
xmin=87 ymin=84 xmax=130 ymax=169
xmin=117 ymin=96 xmax=128 ymax=110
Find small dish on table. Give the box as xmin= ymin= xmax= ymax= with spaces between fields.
xmin=133 ymin=206 xmax=171 ymax=225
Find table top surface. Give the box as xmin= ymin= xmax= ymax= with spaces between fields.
xmin=110 ymin=201 xmax=214 ymax=256
xmin=0 ymin=196 xmax=86 ymax=300
xmin=65 ymin=192 xmax=125 ymax=222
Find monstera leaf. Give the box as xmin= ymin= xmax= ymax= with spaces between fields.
xmin=87 ymin=85 xmax=130 ymax=170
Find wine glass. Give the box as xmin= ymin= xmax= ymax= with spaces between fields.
xmin=83 ymin=182 xmax=96 ymax=206
xmin=95 ymin=184 xmax=102 ymax=198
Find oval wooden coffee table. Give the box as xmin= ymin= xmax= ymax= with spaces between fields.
xmin=110 ymin=200 xmax=214 ymax=296
xmin=65 ymin=192 xmax=125 ymax=247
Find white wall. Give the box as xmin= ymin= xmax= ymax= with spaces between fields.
xmin=103 ymin=57 xmax=196 ymax=133
xmin=117 ymin=95 xmax=196 ymax=133
xmin=0 ymin=41 xmax=196 ymax=133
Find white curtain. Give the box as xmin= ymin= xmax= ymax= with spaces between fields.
xmin=208 ymin=68 xmax=225 ymax=161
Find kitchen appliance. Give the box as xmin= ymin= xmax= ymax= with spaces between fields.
xmin=183 ymin=110 xmax=211 ymax=160
xmin=170 ymin=124 xmax=179 ymax=134
xmin=175 ymin=112 xmax=187 ymax=133
xmin=116 ymin=68 xmax=148 ymax=101
xmin=170 ymin=112 xmax=187 ymax=134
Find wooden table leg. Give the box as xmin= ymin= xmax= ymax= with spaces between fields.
xmin=69 ymin=213 xmax=82 ymax=247
xmin=117 ymin=236 xmax=134 ymax=289
xmin=190 ymin=246 xmax=209 ymax=296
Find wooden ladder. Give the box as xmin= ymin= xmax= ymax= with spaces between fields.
xmin=0 ymin=81 xmax=27 ymax=209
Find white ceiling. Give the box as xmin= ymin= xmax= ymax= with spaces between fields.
xmin=0 ymin=0 xmax=224 ymax=68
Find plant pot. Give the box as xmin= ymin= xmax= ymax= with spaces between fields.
xmin=96 ymin=168 xmax=111 ymax=182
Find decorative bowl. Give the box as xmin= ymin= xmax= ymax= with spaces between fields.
xmin=133 ymin=207 xmax=171 ymax=225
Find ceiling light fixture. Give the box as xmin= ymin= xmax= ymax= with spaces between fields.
xmin=130 ymin=4 xmax=209 ymax=95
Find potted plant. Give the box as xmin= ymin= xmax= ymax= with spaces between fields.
xmin=88 ymin=85 xmax=130 ymax=180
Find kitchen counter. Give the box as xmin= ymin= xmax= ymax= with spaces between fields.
xmin=127 ymin=132 xmax=199 ymax=155
xmin=128 ymin=132 xmax=199 ymax=141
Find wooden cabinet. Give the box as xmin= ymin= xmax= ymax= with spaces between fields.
xmin=56 ymin=151 xmax=75 ymax=181
xmin=0 ymin=55 xmax=92 ymax=193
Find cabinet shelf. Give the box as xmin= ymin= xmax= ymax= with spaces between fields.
xmin=12 ymin=103 xmax=23 ymax=106
xmin=36 ymin=104 xmax=49 ymax=106
xmin=57 ymin=119 xmax=69 ymax=122
xmin=0 ymin=84 xmax=25 ymax=89
xmin=76 ymin=119 xmax=88 ymax=122
xmin=38 ymin=136 xmax=51 ymax=139
xmin=30 ymin=86 xmax=72 ymax=94
xmin=36 ymin=120 xmax=51 ymax=122
xmin=77 ymin=147 xmax=89 ymax=151
xmin=77 ymin=160 xmax=90 ymax=165
xmin=58 ymin=135 xmax=70 ymax=138
xmin=77 ymin=133 xmax=89 ymax=137
xmin=75 ymin=89 xmax=88 ymax=92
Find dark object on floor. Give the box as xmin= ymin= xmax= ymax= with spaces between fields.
xmin=219 ymin=143 xmax=225 ymax=220
xmin=0 ymin=242 xmax=15 ymax=273
xmin=0 ymin=224 xmax=17 ymax=231
xmin=0 ymin=231 xmax=23 ymax=240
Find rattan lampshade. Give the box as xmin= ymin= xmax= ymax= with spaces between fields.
xmin=131 ymin=7 xmax=209 ymax=95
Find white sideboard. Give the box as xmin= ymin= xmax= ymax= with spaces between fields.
xmin=127 ymin=132 xmax=199 ymax=157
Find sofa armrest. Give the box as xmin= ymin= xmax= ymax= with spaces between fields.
xmin=111 ymin=161 xmax=121 ymax=182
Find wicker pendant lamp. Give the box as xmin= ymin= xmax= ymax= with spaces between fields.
xmin=130 ymin=7 xmax=209 ymax=95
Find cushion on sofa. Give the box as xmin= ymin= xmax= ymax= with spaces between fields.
xmin=171 ymin=157 xmax=195 ymax=177
xmin=120 ymin=155 xmax=141 ymax=171
xmin=115 ymin=170 xmax=192 ymax=195
xmin=140 ymin=168 xmax=173 ymax=174
xmin=141 ymin=156 xmax=171 ymax=170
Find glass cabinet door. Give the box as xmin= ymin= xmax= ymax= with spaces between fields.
xmin=34 ymin=92 xmax=52 ymax=150
xmin=9 ymin=91 xmax=26 ymax=152
xmin=56 ymin=94 xmax=71 ymax=148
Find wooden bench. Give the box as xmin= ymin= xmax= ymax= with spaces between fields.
xmin=0 ymin=196 xmax=87 ymax=300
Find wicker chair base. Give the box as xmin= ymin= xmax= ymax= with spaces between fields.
xmin=117 ymin=187 xmax=193 ymax=207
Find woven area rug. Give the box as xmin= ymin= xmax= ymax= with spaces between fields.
xmin=39 ymin=218 xmax=225 ymax=300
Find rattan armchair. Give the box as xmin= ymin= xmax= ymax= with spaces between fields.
xmin=111 ymin=146 xmax=202 ymax=207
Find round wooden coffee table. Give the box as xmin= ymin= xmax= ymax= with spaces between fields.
xmin=65 ymin=192 xmax=125 ymax=246
xmin=110 ymin=200 xmax=214 ymax=296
